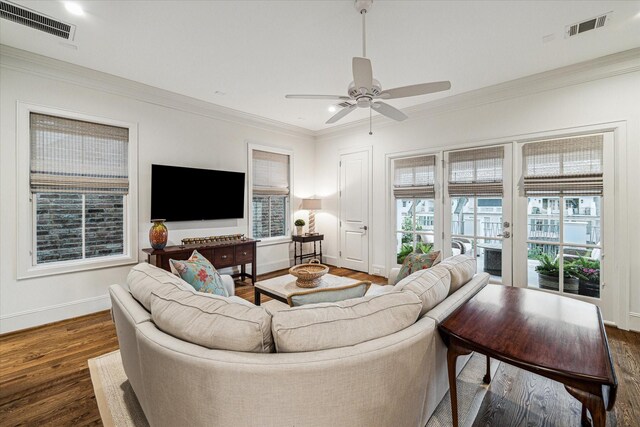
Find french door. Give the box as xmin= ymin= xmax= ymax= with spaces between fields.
xmin=443 ymin=144 xmax=513 ymax=285
xmin=513 ymin=132 xmax=614 ymax=315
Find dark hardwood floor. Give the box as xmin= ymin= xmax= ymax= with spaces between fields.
xmin=1 ymin=267 xmax=638 ymax=427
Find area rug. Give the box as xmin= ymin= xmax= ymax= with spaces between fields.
xmin=88 ymin=350 xmax=149 ymax=427
xmin=89 ymin=350 xmax=498 ymax=427
xmin=426 ymin=354 xmax=500 ymax=427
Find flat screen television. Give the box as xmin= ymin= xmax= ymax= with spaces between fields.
xmin=151 ymin=164 xmax=245 ymax=221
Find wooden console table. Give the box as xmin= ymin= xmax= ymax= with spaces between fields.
xmin=292 ymin=234 xmax=323 ymax=265
xmin=142 ymin=238 xmax=259 ymax=285
xmin=439 ymin=285 xmax=617 ymax=427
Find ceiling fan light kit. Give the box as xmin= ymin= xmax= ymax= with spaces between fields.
xmin=285 ymin=0 xmax=452 ymax=133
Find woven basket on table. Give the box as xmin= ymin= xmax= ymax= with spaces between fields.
xmin=289 ymin=259 xmax=329 ymax=288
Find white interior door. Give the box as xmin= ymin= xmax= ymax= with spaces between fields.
xmin=443 ymin=144 xmax=513 ymax=285
xmin=339 ymin=150 xmax=370 ymax=272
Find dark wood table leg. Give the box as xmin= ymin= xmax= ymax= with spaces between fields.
xmin=447 ymin=338 xmax=473 ymax=427
xmin=320 ymin=240 xmax=323 ymax=263
xmin=565 ymin=386 xmax=606 ymax=427
xmin=241 ymin=263 xmax=246 ymax=280
xmin=251 ymin=245 xmax=257 ymax=285
xmin=254 ymin=288 xmax=261 ymax=306
xmin=483 ymin=355 xmax=491 ymax=384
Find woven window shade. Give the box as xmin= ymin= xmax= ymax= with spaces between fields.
xmin=252 ymin=150 xmax=290 ymax=195
xmin=393 ymin=155 xmax=436 ymax=198
xmin=523 ymin=134 xmax=603 ymax=196
xmin=448 ymin=146 xmax=504 ymax=196
xmin=30 ymin=113 xmax=129 ymax=194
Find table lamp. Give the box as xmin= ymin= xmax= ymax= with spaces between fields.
xmin=301 ymin=198 xmax=322 ymax=235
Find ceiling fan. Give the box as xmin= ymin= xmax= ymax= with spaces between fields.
xmin=285 ymin=0 xmax=451 ymax=131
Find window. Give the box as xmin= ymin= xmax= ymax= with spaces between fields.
xmin=250 ymin=148 xmax=291 ymax=240
xmin=17 ymin=105 xmax=137 ymax=278
xmin=393 ymin=155 xmax=436 ymax=264
xmin=30 ymin=113 xmax=129 ymax=265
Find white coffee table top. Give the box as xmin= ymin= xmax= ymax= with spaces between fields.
xmin=255 ymin=273 xmax=359 ymax=299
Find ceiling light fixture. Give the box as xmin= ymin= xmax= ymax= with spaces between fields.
xmin=64 ymin=2 xmax=84 ymax=16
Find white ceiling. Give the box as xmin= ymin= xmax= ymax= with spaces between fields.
xmin=1 ymin=1 xmax=639 ymax=131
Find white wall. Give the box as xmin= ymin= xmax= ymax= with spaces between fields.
xmin=0 ymin=51 xmax=315 ymax=333
xmin=315 ymin=63 xmax=640 ymax=330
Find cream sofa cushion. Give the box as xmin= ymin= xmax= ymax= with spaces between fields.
xmin=271 ymin=291 xmax=421 ymax=353
xmin=150 ymin=288 xmax=274 ymax=353
xmin=127 ymin=263 xmax=191 ymax=311
xmin=438 ymin=255 xmax=477 ymax=295
xmin=394 ymin=265 xmax=451 ymax=316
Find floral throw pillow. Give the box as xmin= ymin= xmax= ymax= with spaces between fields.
xmin=395 ymin=250 xmax=442 ymax=284
xmin=170 ymin=250 xmax=228 ymax=297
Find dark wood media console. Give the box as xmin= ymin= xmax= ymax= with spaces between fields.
xmin=142 ymin=238 xmax=259 ymax=285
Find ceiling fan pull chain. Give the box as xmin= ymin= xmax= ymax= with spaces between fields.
xmin=369 ymin=106 xmax=373 ymax=135
xmin=362 ymin=9 xmax=367 ymax=58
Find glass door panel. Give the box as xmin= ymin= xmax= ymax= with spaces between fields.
xmin=444 ymin=144 xmax=512 ymax=285
xmin=515 ymin=132 xmax=613 ymax=319
xmin=396 ymin=198 xmax=436 ymax=265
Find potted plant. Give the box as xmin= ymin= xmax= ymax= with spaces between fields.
xmin=573 ymin=257 xmax=600 ymax=298
xmin=294 ymin=219 xmax=305 ymax=236
xmin=396 ymin=243 xmax=413 ymax=264
xmin=535 ymin=254 xmax=578 ymax=293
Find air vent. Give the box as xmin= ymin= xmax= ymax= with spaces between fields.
xmin=0 ymin=1 xmax=76 ymax=40
xmin=566 ymin=12 xmax=611 ymax=38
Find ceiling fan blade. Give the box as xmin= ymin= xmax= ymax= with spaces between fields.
xmin=326 ymin=104 xmax=357 ymax=124
xmin=378 ymin=81 xmax=451 ymax=99
xmin=352 ymin=57 xmax=373 ymax=92
xmin=371 ymin=101 xmax=408 ymax=121
xmin=286 ymin=94 xmax=351 ymax=100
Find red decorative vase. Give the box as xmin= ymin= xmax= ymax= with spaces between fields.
xmin=149 ymin=219 xmax=168 ymax=250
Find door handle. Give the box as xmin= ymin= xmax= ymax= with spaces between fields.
xmin=496 ymin=231 xmax=511 ymax=238
xmin=359 ymin=226 xmax=368 ymax=231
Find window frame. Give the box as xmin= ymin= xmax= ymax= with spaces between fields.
xmin=17 ymin=103 xmax=138 ymax=279
xmin=247 ymin=143 xmax=294 ymax=246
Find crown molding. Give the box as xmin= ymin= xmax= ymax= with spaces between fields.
xmin=314 ymin=48 xmax=640 ymax=140
xmin=2 ymin=45 xmax=638 ymax=141
xmin=0 ymin=45 xmax=315 ymax=139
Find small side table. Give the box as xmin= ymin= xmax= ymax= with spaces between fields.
xmin=292 ymin=234 xmax=324 ymax=265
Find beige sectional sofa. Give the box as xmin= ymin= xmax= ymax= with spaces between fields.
xmin=110 ymin=255 xmax=489 ymax=427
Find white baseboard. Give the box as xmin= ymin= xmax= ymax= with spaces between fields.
xmin=0 ymin=294 xmax=111 ymax=334
xmin=629 ymin=312 xmax=640 ymax=332
xmin=371 ymin=264 xmax=387 ymax=277
xmin=323 ymin=255 xmax=338 ymax=266
xmin=258 ymin=259 xmax=292 ymax=274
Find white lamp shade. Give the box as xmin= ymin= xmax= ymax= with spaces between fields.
xmin=301 ymin=198 xmax=322 ymax=210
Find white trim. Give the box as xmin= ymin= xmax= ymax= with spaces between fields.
xmin=16 ymin=102 xmax=139 ymax=279
xmin=337 ymin=145 xmax=373 ymax=273
xmin=315 ymin=48 xmax=640 ymax=139
xmin=256 ymin=258 xmax=292 ymax=274
xmin=1 ymin=45 xmax=637 ymax=140
xmin=0 ymin=46 xmax=314 ymax=139
xmin=629 ymin=312 xmax=640 ymax=332
xmin=511 ymin=125 xmax=627 ymax=326
xmin=247 ymin=142 xmax=294 ymax=241
xmin=323 ymin=255 xmax=338 ymax=266
xmin=257 ymin=237 xmax=292 ymax=247
xmin=0 ymin=294 xmax=111 ymax=334
xmin=371 ymin=264 xmax=386 ymax=278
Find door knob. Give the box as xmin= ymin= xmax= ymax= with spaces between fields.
xmin=360 ymin=226 xmax=368 ymax=231
xmin=496 ymin=231 xmax=511 ymax=238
